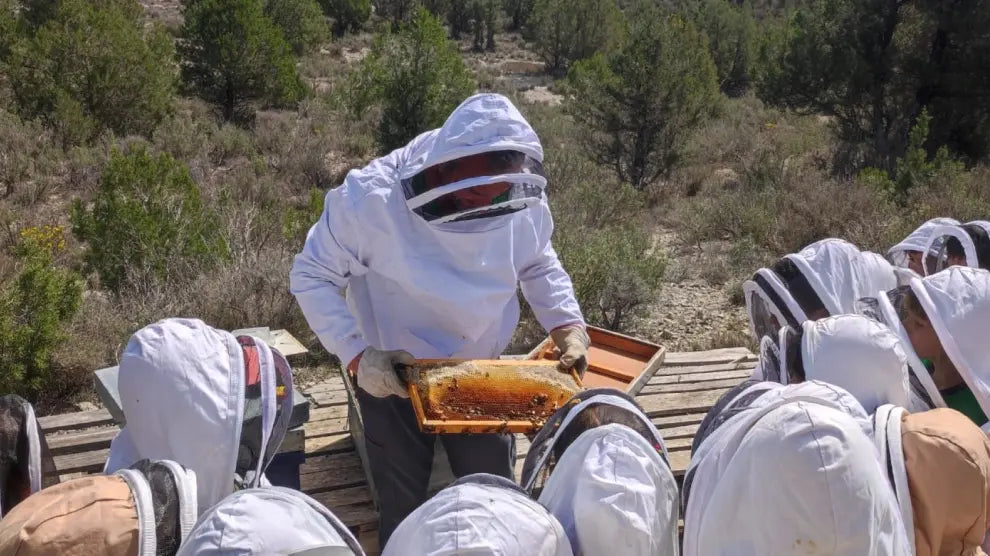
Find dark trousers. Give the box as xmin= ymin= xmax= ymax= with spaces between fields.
xmin=356 ymin=386 xmax=515 ymax=548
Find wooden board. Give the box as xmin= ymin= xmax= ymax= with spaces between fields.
xmin=231 ymin=327 xmax=309 ymax=358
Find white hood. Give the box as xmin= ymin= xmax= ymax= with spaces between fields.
xmin=801 ymin=314 xmax=910 ymax=414
xmin=888 ymin=217 xmax=960 ymax=266
xmin=104 ymin=318 xmax=289 ymax=513
xmin=684 ymin=393 xmax=909 ymax=555
xmin=383 ymin=474 xmax=573 ymax=556
xmin=539 ymin=424 xmax=679 ymax=556
xmin=923 ymin=221 xmax=990 ymax=275
xmin=787 ymin=238 xmax=899 ymax=316
xmin=177 ymin=487 xmax=363 ymax=555
xmin=873 ymin=290 xmax=946 ymax=410
xmin=912 ymin=267 xmax=990 ymax=424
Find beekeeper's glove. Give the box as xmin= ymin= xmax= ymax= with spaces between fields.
xmin=551 ymin=325 xmax=590 ymax=377
xmin=355 ymin=347 xmax=415 ymax=398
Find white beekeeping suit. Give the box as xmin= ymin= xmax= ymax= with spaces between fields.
xmin=104 ymin=318 xmax=294 ymax=514
xmin=684 ymin=383 xmax=910 ymax=556
xmin=290 ymin=93 xmax=583 ymax=366
xmin=177 ymin=487 xmax=364 ymax=555
xmin=539 ymin=424 xmax=679 ymax=556
xmin=800 ymin=314 xmax=911 ymax=413
xmin=383 ymin=474 xmax=573 ymax=556
xmin=517 ymin=390 xmax=679 ymax=555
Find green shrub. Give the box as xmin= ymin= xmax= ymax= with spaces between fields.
xmin=0 ymin=230 xmax=83 ymax=399
xmin=547 ymin=154 xmax=665 ymax=332
xmin=179 ymin=0 xmax=306 ymax=122
xmin=347 ymin=8 xmax=475 ymax=153
xmin=321 ymin=0 xmax=371 ymax=35
xmin=265 ymin=0 xmax=330 ymax=54
xmin=566 ymin=9 xmax=720 ymax=189
xmin=528 ymin=0 xmax=622 ymax=77
xmin=555 ymin=222 xmax=666 ymax=331
xmin=858 ymin=109 xmax=965 ymax=204
xmin=70 ymin=146 xmax=230 ymax=292
xmin=6 ymin=0 xmax=176 ymax=145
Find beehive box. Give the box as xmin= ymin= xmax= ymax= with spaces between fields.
xmin=407 ymin=359 xmax=582 ymax=434
xmin=527 ymin=326 xmax=666 ymax=395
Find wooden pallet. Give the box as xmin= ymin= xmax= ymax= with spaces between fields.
xmin=332 ymin=346 xmax=757 ymax=554
xmin=39 ymin=346 xmax=756 ymax=556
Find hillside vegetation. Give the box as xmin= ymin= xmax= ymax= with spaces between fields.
xmin=2 ymin=0 xmax=989 ymax=411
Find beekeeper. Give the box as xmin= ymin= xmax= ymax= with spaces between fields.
xmin=383 ymin=474 xmax=573 ymax=556
xmin=177 ymin=487 xmax=364 ymax=555
xmin=104 ymin=318 xmax=294 ymax=513
xmin=683 ymin=385 xmax=909 ymax=555
xmin=767 ymin=315 xmax=912 ymax=413
xmin=520 ymin=389 xmax=679 ymax=556
xmin=888 ymin=217 xmax=960 ymax=275
xmin=873 ymin=406 xmax=990 ymax=556
xmin=743 ymin=238 xmax=898 ymax=341
xmin=0 ymin=459 xmax=197 ymax=556
xmin=871 ymin=267 xmax=990 ymax=427
xmin=924 ymin=220 xmax=990 ymax=274
xmin=0 ymin=395 xmax=56 ymax=518
xmin=290 ymin=93 xmax=587 ymax=543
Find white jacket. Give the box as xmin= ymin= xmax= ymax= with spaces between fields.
xmin=290 ymin=94 xmax=583 ymax=366
xmin=177 ymin=487 xmax=364 ymax=555
xmin=684 ymin=385 xmax=910 ymax=555
xmin=539 ymin=424 xmax=679 ymax=556
xmin=383 ymin=474 xmax=573 ymax=556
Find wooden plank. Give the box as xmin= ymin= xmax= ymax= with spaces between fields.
xmin=53 ymin=448 xmax=109 ymax=474
xmin=309 ymin=485 xmax=374 ymax=508
xmin=639 ymin=378 xmax=746 ymax=395
xmin=300 ymin=461 xmax=368 ymax=493
xmin=654 ymin=361 xmax=758 ymax=378
xmin=46 ymin=426 xmax=118 ymax=454
xmin=668 ymin=449 xmax=692 ymax=477
xmin=305 ymin=433 xmax=354 ymax=456
xmin=280 ymin=427 xmax=305 ymax=454
xmin=309 ymin=405 xmax=349 ymax=423
xmin=649 ymin=368 xmax=754 ymax=385
xmin=652 ymin=412 xmax=708 ymax=428
xmin=327 ymin=501 xmax=379 ymax=528
xmin=637 ymin=388 xmax=732 ymax=418
xmin=657 ymin=423 xmax=700 ymax=440
xmin=627 ymin=347 xmax=667 ymax=396
xmin=304 ymin=378 xmax=347 ymax=395
xmin=309 ymin=389 xmax=349 ymax=407
xmin=662 ymin=348 xmax=756 ymax=367
xmin=38 ymin=409 xmax=114 ymax=432
xmin=305 ymin=417 xmax=349 ymax=438
xmin=230 ymin=327 xmax=308 ymax=358
xmin=357 ymin=527 xmax=381 ymax=556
